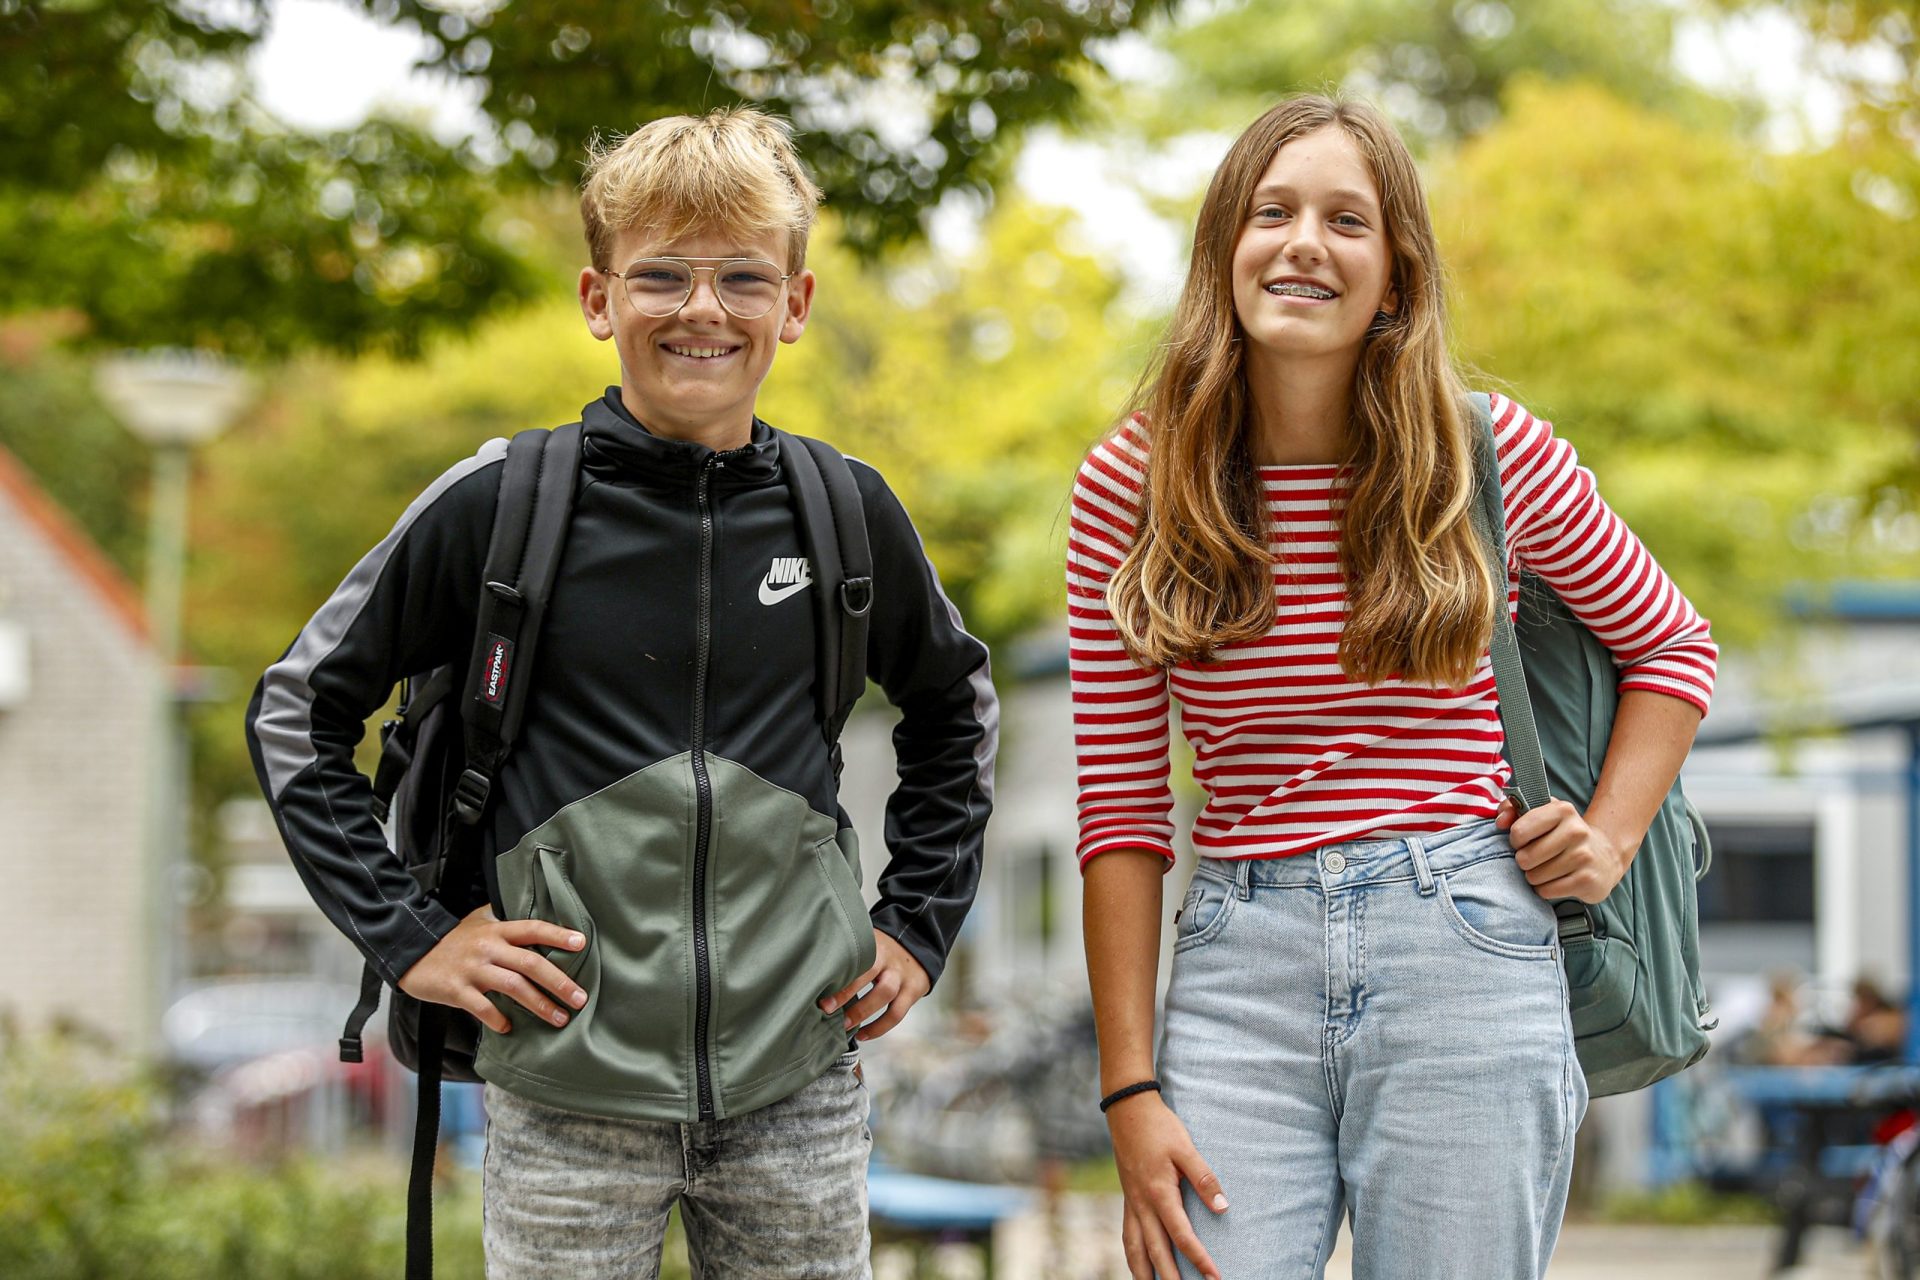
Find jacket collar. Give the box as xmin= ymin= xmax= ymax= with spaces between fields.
xmin=581 ymin=388 xmax=781 ymax=486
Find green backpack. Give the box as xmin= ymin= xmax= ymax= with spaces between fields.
xmin=1466 ymin=393 xmax=1716 ymax=1097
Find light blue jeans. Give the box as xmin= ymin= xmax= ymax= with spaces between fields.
xmin=1159 ymin=819 xmax=1586 ymax=1279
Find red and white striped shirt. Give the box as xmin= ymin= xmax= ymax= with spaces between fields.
xmin=1068 ymin=394 xmax=1717 ymax=870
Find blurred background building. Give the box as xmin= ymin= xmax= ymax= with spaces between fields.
xmin=0 ymin=444 xmax=158 ymax=1049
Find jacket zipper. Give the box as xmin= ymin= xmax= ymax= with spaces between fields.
xmin=690 ymin=453 xmax=724 ymax=1122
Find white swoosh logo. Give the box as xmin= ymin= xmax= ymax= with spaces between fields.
xmin=758 ymin=575 xmax=812 ymax=606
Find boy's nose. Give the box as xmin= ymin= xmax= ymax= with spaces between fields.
xmin=680 ymin=273 xmax=728 ymax=320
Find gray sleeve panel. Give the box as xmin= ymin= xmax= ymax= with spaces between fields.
xmin=845 ymin=457 xmax=998 ymax=988
xmin=253 ymin=437 xmax=509 ymax=800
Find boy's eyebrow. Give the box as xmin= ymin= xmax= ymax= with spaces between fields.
xmin=1249 ymin=183 xmax=1379 ymax=210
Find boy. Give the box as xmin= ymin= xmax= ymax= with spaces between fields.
xmin=245 ymin=108 xmax=997 ymax=1278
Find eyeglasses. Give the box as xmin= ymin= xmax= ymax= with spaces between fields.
xmin=603 ymin=257 xmax=794 ymax=320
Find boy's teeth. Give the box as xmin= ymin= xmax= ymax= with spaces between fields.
xmin=668 ymin=345 xmax=731 ymax=357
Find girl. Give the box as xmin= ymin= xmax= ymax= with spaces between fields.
xmin=1069 ymin=95 xmax=1715 ymax=1279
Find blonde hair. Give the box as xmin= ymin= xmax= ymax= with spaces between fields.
xmin=579 ymin=107 xmax=823 ymax=272
xmin=1107 ymin=95 xmax=1499 ymax=688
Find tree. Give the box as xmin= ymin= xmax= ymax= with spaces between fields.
xmin=1719 ymin=0 xmax=1919 ymax=133
xmin=1437 ymin=78 xmax=1920 ymax=645
xmin=3 ymin=0 xmax=1175 ymax=359
xmin=1120 ymin=0 xmax=1737 ymax=147
xmin=343 ymin=0 xmax=1176 ymax=251
xmin=2 ymin=0 xmax=537 ymax=357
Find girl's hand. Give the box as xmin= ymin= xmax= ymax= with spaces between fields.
xmin=1495 ymin=797 xmax=1632 ymax=904
xmin=1107 ymin=1091 xmax=1227 ymax=1280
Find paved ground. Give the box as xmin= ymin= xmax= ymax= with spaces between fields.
xmin=925 ymin=1198 xmax=1882 ymax=1279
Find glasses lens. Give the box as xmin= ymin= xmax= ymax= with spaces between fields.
xmin=716 ymin=261 xmax=784 ymax=319
xmin=623 ymin=259 xmax=694 ymax=315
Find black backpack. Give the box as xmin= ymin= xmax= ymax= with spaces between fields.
xmin=334 ymin=422 xmax=874 ymax=1280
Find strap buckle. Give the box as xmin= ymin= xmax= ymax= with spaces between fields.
xmin=840 ymin=577 xmax=873 ymax=618
xmin=451 ymin=767 xmax=492 ymax=825
xmin=1553 ymin=899 xmax=1598 ymax=943
xmin=339 ymin=1036 xmax=364 ymax=1064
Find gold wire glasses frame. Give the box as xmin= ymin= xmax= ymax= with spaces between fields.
xmin=603 ymin=256 xmax=795 ymax=320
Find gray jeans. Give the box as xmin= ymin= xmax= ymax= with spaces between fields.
xmin=483 ymin=1051 xmax=873 ymax=1279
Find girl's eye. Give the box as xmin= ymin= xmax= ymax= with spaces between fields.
xmin=1334 ymin=214 xmax=1367 ymax=228
xmin=1254 ymin=206 xmax=1288 ymax=221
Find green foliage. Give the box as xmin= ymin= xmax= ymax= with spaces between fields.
xmin=0 ymin=1037 xmax=491 ymax=1280
xmin=0 ymin=346 xmax=150 ymax=575
xmin=1718 ymin=0 xmax=1919 ymax=123
xmin=758 ymin=205 xmax=1148 ymax=640
xmin=1125 ymin=0 xmax=1735 ymax=146
xmin=343 ymin=0 xmax=1177 ymax=252
xmin=0 ymin=0 xmax=259 ymax=198
xmin=1438 ymin=78 xmax=1920 ymax=645
xmin=3 ymin=0 xmax=1175 ymax=355
xmin=1 ymin=3 xmax=539 ymax=358
xmin=1598 ymin=1180 xmax=1775 ymax=1225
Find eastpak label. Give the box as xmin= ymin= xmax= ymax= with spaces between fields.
xmin=480 ymin=634 xmax=513 ymax=705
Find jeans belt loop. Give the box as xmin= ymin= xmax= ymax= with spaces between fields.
xmin=1409 ymin=835 xmax=1437 ymax=896
xmin=1234 ymin=857 xmax=1253 ymax=900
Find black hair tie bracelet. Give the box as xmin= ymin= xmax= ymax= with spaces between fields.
xmin=1099 ymin=1080 xmax=1162 ymax=1113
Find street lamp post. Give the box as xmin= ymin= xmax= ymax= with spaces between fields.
xmin=94 ymin=350 xmax=252 ymax=1057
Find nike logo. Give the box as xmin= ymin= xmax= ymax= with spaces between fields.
xmin=759 ymin=556 xmax=813 ymax=605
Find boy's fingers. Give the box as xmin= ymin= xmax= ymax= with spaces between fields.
xmin=839 ymin=971 xmax=904 ymax=1024
xmin=819 ymin=971 xmax=876 ymax=1014
xmin=500 ymin=919 xmax=586 ymax=951
xmin=853 ymin=1000 xmax=912 ymax=1041
xmin=485 ymin=967 xmax=569 ymax=1027
xmin=458 ymin=990 xmax=512 ymax=1035
xmin=499 ymin=948 xmax=588 ymax=1010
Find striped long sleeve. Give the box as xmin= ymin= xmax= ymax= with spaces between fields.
xmin=1066 ymin=396 xmax=1717 ymax=870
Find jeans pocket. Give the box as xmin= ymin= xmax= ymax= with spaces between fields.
xmin=1435 ymin=855 xmax=1559 ymax=960
xmin=1173 ymin=867 xmax=1237 ymax=954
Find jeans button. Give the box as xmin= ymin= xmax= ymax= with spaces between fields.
xmin=1323 ymin=851 xmax=1348 ymax=874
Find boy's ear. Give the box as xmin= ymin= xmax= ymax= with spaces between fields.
xmin=580 ymin=266 xmax=616 ymax=341
xmin=778 ymin=268 xmax=816 ymax=345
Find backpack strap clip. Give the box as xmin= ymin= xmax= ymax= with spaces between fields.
xmin=1554 ymin=899 xmax=1600 ymax=943
xmin=451 ymin=767 xmax=492 ymax=825
xmin=840 ymin=577 xmax=874 ymax=618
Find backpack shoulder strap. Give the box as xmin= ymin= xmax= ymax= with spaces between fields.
xmin=1464 ymin=392 xmax=1552 ymax=813
xmin=454 ymin=422 xmax=583 ymax=823
xmin=776 ymin=429 xmax=873 ymax=779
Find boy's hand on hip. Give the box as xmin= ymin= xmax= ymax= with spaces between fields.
xmin=819 ymin=931 xmax=930 ymax=1042
xmin=397 ymin=905 xmax=589 ymax=1035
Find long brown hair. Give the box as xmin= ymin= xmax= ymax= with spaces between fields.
xmin=1106 ymin=95 xmax=1497 ymax=687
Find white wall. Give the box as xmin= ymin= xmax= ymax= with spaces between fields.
xmin=0 ymin=495 xmax=158 ymax=1051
